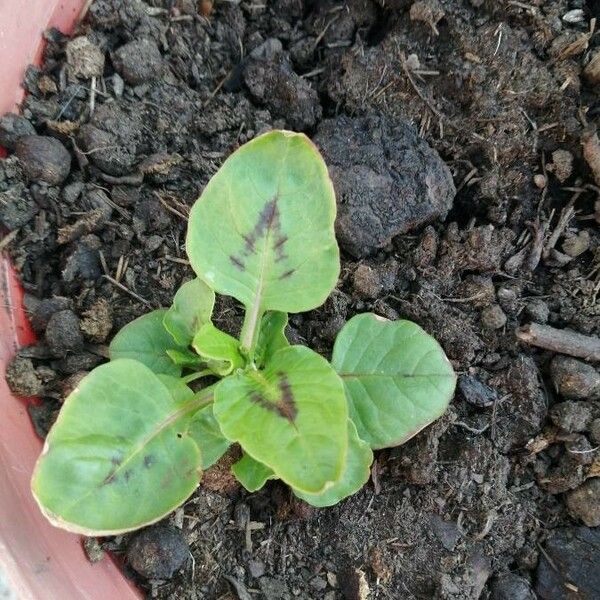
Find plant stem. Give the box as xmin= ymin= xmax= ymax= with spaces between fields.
xmin=182 ymin=369 xmax=213 ymax=384
xmin=240 ymin=305 xmax=263 ymax=363
xmin=190 ymin=385 xmax=215 ymax=410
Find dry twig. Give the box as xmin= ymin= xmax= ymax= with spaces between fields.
xmin=103 ymin=275 xmax=154 ymax=309
xmin=517 ymin=323 xmax=600 ymax=362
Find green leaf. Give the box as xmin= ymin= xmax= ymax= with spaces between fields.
xmin=293 ymin=420 xmax=372 ymax=507
xmin=255 ymin=311 xmax=289 ymax=368
xmin=109 ymin=310 xmax=183 ymax=376
xmin=232 ymin=454 xmax=276 ymax=492
xmin=31 ymin=359 xmax=213 ymax=535
xmin=188 ymin=404 xmax=231 ymax=469
xmin=186 ymin=131 xmax=340 ymax=341
xmin=166 ymin=348 xmax=204 ymax=368
xmin=192 ymin=323 xmax=244 ymax=375
xmin=155 ymin=378 xmax=229 ymax=468
xmin=155 ymin=374 xmax=194 ymax=402
xmin=213 ymin=345 xmax=348 ymax=493
xmin=331 ymin=313 xmax=456 ymax=450
xmin=163 ymin=278 xmax=215 ymax=346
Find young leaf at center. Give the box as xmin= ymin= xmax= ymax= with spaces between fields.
xmin=163 ymin=278 xmax=215 ymax=346
xmin=331 ymin=313 xmax=456 ymax=449
xmin=109 ymin=310 xmax=184 ymax=376
xmin=192 ymin=322 xmax=244 ymax=375
xmin=213 ymin=345 xmax=348 ymax=493
xmin=255 ymin=311 xmax=289 ymax=368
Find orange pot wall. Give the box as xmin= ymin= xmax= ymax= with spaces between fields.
xmin=0 ymin=0 xmax=85 ymax=115
xmin=0 ymin=2 xmax=141 ymax=598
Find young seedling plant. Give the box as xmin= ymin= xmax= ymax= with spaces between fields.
xmin=31 ymin=131 xmax=457 ymax=535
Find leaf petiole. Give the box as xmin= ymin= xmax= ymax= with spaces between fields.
xmin=239 ymin=306 xmax=264 ymax=366
xmin=182 ymin=369 xmax=214 ymax=384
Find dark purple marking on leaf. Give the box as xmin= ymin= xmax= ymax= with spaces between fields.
xmin=144 ymin=455 xmax=155 ymax=468
xmin=230 ymin=255 xmax=245 ymax=271
xmin=274 ymin=235 xmax=288 ymax=262
xmin=274 ymin=235 xmax=288 ymax=249
xmin=103 ymin=453 xmax=127 ymax=484
xmin=230 ymin=196 xmax=289 ymax=269
xmin=279 ymin=268 xmax=295 ymax=280
xmin=103 ymin=471 xmax=117 ymax=485
xmin=277 ymin=372 xmax=297 ymax=421
xmin=250 ymin=372 xmax=297 ymax=423
xmin=124 ymin=470 xmax=132 ymax=483
xmin=243 ymin=234 xmax=256 ymax=254
xmin=259 ymin=198 xmax=279 ymax=235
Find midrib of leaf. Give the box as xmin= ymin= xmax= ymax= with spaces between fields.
xmin=240 ymin=234 xmax=268 ymax=352
xmin=240 ymin=141 xmax=290 ymax=355
xmin=57 ymin=385 xmax=214 ymax=516
xmin=339 ymin=373 xmax=455 ymax=379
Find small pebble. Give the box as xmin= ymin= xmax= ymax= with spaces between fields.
xmin=525 ymin=298 xmax=549 ymax=324
xmin=6 ymin=356 xmax=44 ymax=397
xmin=29 ymin=296 xmax=73 ymax=333
xmin=57 ymin=351 xmax=102 ymax=375
xmin=566 ymin=479 xmax=600 ymax=527
xmin=535 ymin=526 xmax=600 ymax=599
xmin=15 ymin=135 xmax=71 ymax=185
xmin=45 ymin=310 xmax=84 ymax=357
xmin=562 ymin=9 xmax=585 ymax=23
xmin=481 ymin=304 xmax=507 ymax=330
xmin=0 ymin=113 xmax=36 ymax=151
xmin=410 ymin=0 xmax=445 ymax=32
xmin=80 ymin=298 xmax=113 ymax=343
xmin=83 ymin=537 xmax=105 ymax=563
xmin=562 ymin=230 xmax=590 ymax=258
xmin=199 ymin=0 xmax=214 ymax=16
xmin=66 ymin=36 xmax=105 ymax=79
xmin=589 ymin=419 xmax=600 ymax=445
xmin=429 ymin=514 xmax=461 ymax=551
xmin=490 ymin=573 xmax=536 ymax=600
xmin=248 ymin=559 xmax=265 ymax=578
xmin=310 ymin=576 xmax=328 ymax=591
xmin=551 ymin=356 xmax=600 ymax=400
xmin=533 ymin=174 xmax=547 ymax=189
xmin=353 ymin=264 xmax=383 ymax=300
xmin=127 ymin=524 xmax=189 ymax=579
xmin=112 ymin=73 xmax=125 ymax=97
xmin=549 ymin=401 xmax=593 ymax=433
xmin=458 ymin=374 xmax=498 ymax=408
xmin=497 ymin=286 xmax=517 ymax=304
xmin=250 ymin=38 xmax=283 ymax=61
xmin=550 ymin=149 xmax=573 ymax=183
xmin=112 ymin=38 xmax=164 ymax=86
xmin=28 ymin=402 xmax=59 ymax=438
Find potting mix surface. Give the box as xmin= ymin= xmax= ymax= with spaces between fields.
xmin=2 ymin=1 xmax=600 ymax=598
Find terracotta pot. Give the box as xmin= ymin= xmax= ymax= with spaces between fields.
xmin=0 ymin=3 xmax=140 ymax=598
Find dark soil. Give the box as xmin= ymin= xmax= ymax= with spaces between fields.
xmin=2 ymin=0 xmax=600 ymax=598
